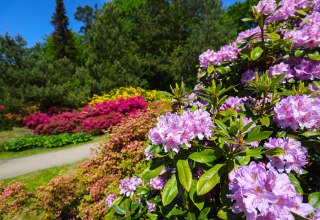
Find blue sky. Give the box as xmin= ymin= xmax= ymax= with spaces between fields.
xmin=0 ymin=0 xmax=242 ymax=47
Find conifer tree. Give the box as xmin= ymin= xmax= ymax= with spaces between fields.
xmin=51 ymin=0 xmax=77 ymax=61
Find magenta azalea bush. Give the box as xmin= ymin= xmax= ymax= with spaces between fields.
xmin=106 ymin=0 xmax=320 ymax=219
xmin=25 ymin=96 xmax=148 ymax=135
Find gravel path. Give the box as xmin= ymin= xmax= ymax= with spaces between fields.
xmin=0 ymin=142 xmax=99 ymax=179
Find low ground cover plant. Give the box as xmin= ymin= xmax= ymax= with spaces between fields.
xmin=1 ymin=133 xmax=92 ymax=152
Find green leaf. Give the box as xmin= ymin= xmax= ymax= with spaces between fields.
xmin=215 ymin=119 xmax=228 ymax=133
xmin=217 ymin=207 xmax=241 ymax=220
xmin=161 ymin=174 xmax=178 ymax=206
xmin=291 ymin=212 xmax=309 ymax=220
xmin=288 ymin=174 xmax=303 ymax=195
xmin=295 ymin=50 xmax=304 ymax=57
xmin=238 ymin=147 xmax=263 ymax=157
xmin=309 ymin=192 xmax=320 ymax=209
xmin=245 ymin=131 xmax=272 ymax=143
xmin=241 ymin=17 xmax=254 ymax=22
xmin=263 ymin=147 xmax=285 ymax=156
xmin=296 ymin=9 xmax=307 ymax=15
xmin=187 ymin=212 xmax=196 ymax=220
xmin=198 ymin=71 xmax=207 ymax=78
xmin=146 ymin=213 xmax=158 ymax=220
xmin=260 ymin=117 xmax=270 ymax=127
xmin=251 ymin=46 xmax=263 ymax=61
xmin=235 ymin=156 xmax=251 ymax=166
xmin=198 ymin=207 xmax=211 ymax=220
xmin=216 ymin=66 xmax=231 ymax=74
xmin=112 ymin=205 xmax=126 ymax=215
xmin=188 ymin=149 xmax=221 ymax=163
xmin=135 ymin=187 xmax=150 ymax=196
xmin=142 ymin=165 xmax=165 ymax=181
xmin=176 ymin=160 xmax=192 ymax=192
xmin=266 ymin=32 xmax=280 ymax=40
xmin=301 ymin=131 xmax=320 ymax=137
xmin=207 ymin=65 xmax=215 ymax=74
xmin=148 ymin=145 xmax=162 ymax=154
xmin=189 ymin=180 xmax=205 ymax=211
xmin=307 ymin=51 xmax=320 ymax=61
xmin=197 ymin=164 xmax=225 ymax=195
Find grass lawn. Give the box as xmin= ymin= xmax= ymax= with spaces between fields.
xmin=0 ymin=135 xmax=104 ymax=160
xmin=2 ymin=160 xmax=85 ymax=192
xmin=0 ymin=127 xmax=33 ymax=145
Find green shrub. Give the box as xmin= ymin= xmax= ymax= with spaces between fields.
xmin=2 ymin=133 xmax=92 ymax=152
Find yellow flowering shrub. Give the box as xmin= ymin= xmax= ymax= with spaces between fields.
xmin=89 ymin=87 xmax=171 ymax=105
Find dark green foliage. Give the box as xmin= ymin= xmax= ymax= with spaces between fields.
xmin=225 ymin=0 xmax=260 ymax=32
xmin=51 ymin=0 xmax=78 ymax=62
xmin=1 ymin=133 xmax=92 ymax=152
xmin=0 ymin=0 xmax=239 ymax=112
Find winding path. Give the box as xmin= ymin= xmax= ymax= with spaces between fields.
xmin=0 ymin=142 xmax=99 ymax=179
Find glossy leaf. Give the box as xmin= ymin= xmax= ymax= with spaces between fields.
xmin=288 ymin=174 xmax=303 ymax=195
xmin=161 ymin=174 xmax=178 ymax=206
xmin=250 ymin=46 xmax=263 ymax=60
xmin=263 ymin=147 xmax=285 ymax=156
xmin=177 ymin=160 xmax=192 ymax=191
xmin=189 ymin=180 xmax=205 ymax=210
xmin=309 ymin=192 xmax=320 ymax=209
xmin=197 ymin=164 xmax=225 ymax=195
xmin=245 ymin=131 xmax=272 ymax=143
xmin=188 ymin=149 xmax=221 ymax=163
xmin=142 ymin=165 xmax=165 ymax=181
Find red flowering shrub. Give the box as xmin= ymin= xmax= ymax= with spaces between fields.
xmin=25 ymin=96 xmax=149 ymax=135
xmin=0 ymin=181 xmax=32 ymax=217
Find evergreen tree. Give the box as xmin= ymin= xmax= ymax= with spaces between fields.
xmin=51 ymin=0 xmax=77 ymax=61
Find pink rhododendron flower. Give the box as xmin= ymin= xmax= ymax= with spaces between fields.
xmin=148 ymin=109 xmax=214 ymax=152
xmin=256 ymin=0 xmax=277 ymax=15
xmin=228 ymin=162 xmax=313 ymax=219
xmin=119 ymin=177 xmax=142 ymax=197
xmin=274 ymin=95 xmax=320 ymax=130
xmin=149 ymin=176 xmax=167 ymax=190
xmin=264 ymin=137 xmax=308 ymax=174
xmin=106 ymin=194 xmax=117 ymax=207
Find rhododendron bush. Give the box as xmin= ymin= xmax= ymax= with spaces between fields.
xmin=106 ymin=0 xmax=320 ymax=219
xmin=25 ymin=96 xmax=148 ymax=135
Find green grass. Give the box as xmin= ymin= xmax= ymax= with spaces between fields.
xmin=3 ymin=160 xmax=85 ymax=192
xmin=0 ymin=135 xmax=105 ymax=160
xmin=0 ymin=127 xmax=33 ymax=145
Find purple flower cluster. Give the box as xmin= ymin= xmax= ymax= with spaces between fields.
xmin=256 ymin=0 xmax=277 ymax=15
xmin=264 ymin=137 xmax=308 ymax=174
xmin=268 ymin=62 xmax=294 ymax=80
xmin=219 ymin=96 xmax=249 ymax=112
xmin=199 ymin=27 xmax=262 ymax=70
xmin=241 ymin=69 xmax=261 ymax=87
xmin=148 ymin=109 xmax=214 ymax=152
xmin=106 ymin=194 xmax=117 ymax=207
xmin=274 ymin=95 xmax=320 ymax=130
xmin=228 ymin=162 xmax=314 ymax=219
xmin=284 ymin=11 xmax=320 ymax=49
xmin=293 ymin=58 xmax=320 ymax=81
xmin=149 ymin=176 xmax=167 ymax=190
xmin=146 ymin=201 xmax=156 ymax=212
xmin=119 ymin=177 xmax=142 ymax=197
xmin=199 ymin=45 xmax=239 ymax=69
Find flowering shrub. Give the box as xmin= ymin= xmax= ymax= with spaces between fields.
xmin=25 ymin=96 xmax=148 ymax=135
xmin=0 ymin=181 xmax=32 ymax=217
xmin=88 ymin=86 xmax=170 ymax=105
xmin=105 ymin=0 xmax=320 ymax=219
xmin=19 ymin=100 xmax=171 ymax=219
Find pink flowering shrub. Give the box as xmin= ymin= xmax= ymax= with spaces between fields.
xmin=25 ymin=96 xmax=148 ymax=135
xmin=12 ymin=101 xmax=171 ymax=220
xmin=0 ymin=181 xmax=32 ymax=217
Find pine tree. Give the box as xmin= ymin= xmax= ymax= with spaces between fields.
xmin=51 ymin=0 xmax=77 ymax=61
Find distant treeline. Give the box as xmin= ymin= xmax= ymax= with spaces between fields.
xmin=0 ymin=0 xmax=258 ymax=112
